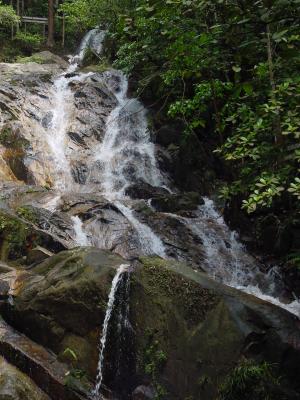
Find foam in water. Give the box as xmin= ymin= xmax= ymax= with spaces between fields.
xmin=71 ymin=216 xmax=90 ymax=246
xmin=93 ymin=264 xmax=129 ymax=399
xmin=87 ymin=69 xmax=167 ymax=257
xmin=45 ymin=72 xmax=74 ymax=191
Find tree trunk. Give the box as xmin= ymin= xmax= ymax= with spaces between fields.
xmin=47 ymin=0 xmax=55 ymax=47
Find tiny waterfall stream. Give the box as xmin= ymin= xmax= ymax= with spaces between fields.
xmin=93 ymin=264 xmax=130 ymax=399
xmin=31 ymin=29 xmax=300 ymax=399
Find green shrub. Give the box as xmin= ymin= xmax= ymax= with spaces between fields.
xmin=218 ymin=361 xmax=280 ymax=400
xmin=14 ymin=32 xmax=43 ymax=54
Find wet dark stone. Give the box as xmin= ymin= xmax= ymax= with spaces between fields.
xmin=151 ymin=192 xmax=203 ymax=213
xmin=125 ymin=180 xmax=169 ymax=200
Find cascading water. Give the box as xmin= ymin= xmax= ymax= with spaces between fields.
xmin=71 ymin=215 xmax=90 ymax=246
xmin=93 ymin=264 xmax=130 ymax=399
xmin=174 ymin=198 xmax=300 ymax=316
xmin=115 ymin=201 xmax=166 ymax=257
xmin=87 ymin=69 xmax=167 ymax=257
xmin=91 ymin=71 xmax=164 ymax=197
xmin=12 ymin=25 xmax=297 ymax=397
xmin=44 ymin=28 xmax=106 ymax=191
xmin=40 ymin=29 xmax=299 ymax=318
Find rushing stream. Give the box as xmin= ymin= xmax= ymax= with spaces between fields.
xmin=15 ymin=28 xmax=299 ymax=398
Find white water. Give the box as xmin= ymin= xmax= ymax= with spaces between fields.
xmin=43 ymin=29 xmax=166 ymax=258
xmin=71 ymin=215 xmax=90 ymax=246
xmin=116 ymin=202 xmax=166 ymax=257
xmin=73 ymin=28 xmax=106 ymax=65
xmin=45 ymin=72 xmax=74 ymax=191
xmin=178 ymin=198 xmax=300 ymax=316
xmin=45 ymin=29 xmax=106 ymax=191
xmin=92 ymin=71 xmax=164 ymax=198
xmin=93 ymin=264 xmax=129 ymax=399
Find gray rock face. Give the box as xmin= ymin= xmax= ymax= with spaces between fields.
xmin=0 ymin=56 xmax=117 ymax=189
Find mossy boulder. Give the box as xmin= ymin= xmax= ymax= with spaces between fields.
xmin=129 ymin=257 xmax=300 ymax=400
xmin=1 ymin=247 xmax=126 ymax=380
xmin=1 ymin=250 xmax=300 ymax=400
xmin=0 ymin=210 xmax=65 ymax=261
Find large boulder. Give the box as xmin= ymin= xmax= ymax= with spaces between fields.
xmin=1 ymin=247 xmax=126 ymax=380
xmin=1 ymin=249 xmax=300 ymax=400
xmin=0 ymin=356 xmax=49 ymax=400
xmin=129 ymin=257 xmax=300 ymax=400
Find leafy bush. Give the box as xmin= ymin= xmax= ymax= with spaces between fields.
xmin=0 ymin=1 xmax=19 ymax=27
xmin=14 ymin=32 xmax=43 ymax=53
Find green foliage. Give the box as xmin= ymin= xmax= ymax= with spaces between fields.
xmin=0 ymin=1 xmax=19 ymax=27
xmin=144 ymin=336 xmax=167 ymax=399
xmin=63 ymin=347 xmax=78 ymax=362
xmin=14 ymin=32 xmax=43 ymax=53
xmin=218 ymin=361 xmax=280 ymax=400
xmin=0 ymin=212 xmax=31 ymax=259
xmin=16 ymin=207 xmax=37 ymax=223
xmin=287 ymin=251 xmax=300 ymax=270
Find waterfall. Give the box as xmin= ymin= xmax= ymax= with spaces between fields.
xmin=176 ymin=198 xmax=300 ymax=316
xmin=72 ymin=29 xmax=106 ymax=65
xmin=115 ymin=202 xmax=166 ymax=257
xmin=88 ymin=69 xmax=167 ymax=257
xmin=93 ymin=264 xmax=130 ymax=399
xmin=41 ymin=29 xmax=298 ymax=317
xmin=44 ymin=29 xmax=106 ymax=191
xmin=71 ymin=216 xmax=90 ymax=246
xmin=92 ymin=71 xmax=164 ymax=198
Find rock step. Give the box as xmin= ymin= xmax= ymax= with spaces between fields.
xmin=0 ymin=317 xmax=90 ymax=400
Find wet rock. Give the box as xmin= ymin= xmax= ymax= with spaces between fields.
xmin=125 ymin=180 xmax=169 ymax=200
xmin=1 ymin=248 xmax=126 ymax=380
xmin=0 ymin=317 xmax=90 ymax=400
xmin=0 ymin=60 xmax=118 ymax=188
xmin=72 ymin=162 xmax=89 ymax=184
xmin=131 ymin=257 xmax=300 ymax=400
xmin=151 ymin=192 xmax=203 ymax=213
xmin=26 ymin=246 xmax=53 ymax=265
xmin=132 ymin=385 xmax=156 ymax=400
xmin=132 ymin=203 xmax=205 ymax=267
xmin=0 ymin=356 xmax=50 ymax=400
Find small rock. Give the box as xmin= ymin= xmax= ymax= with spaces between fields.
xmin=132 ymin=385 xmax=156 ymax=400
